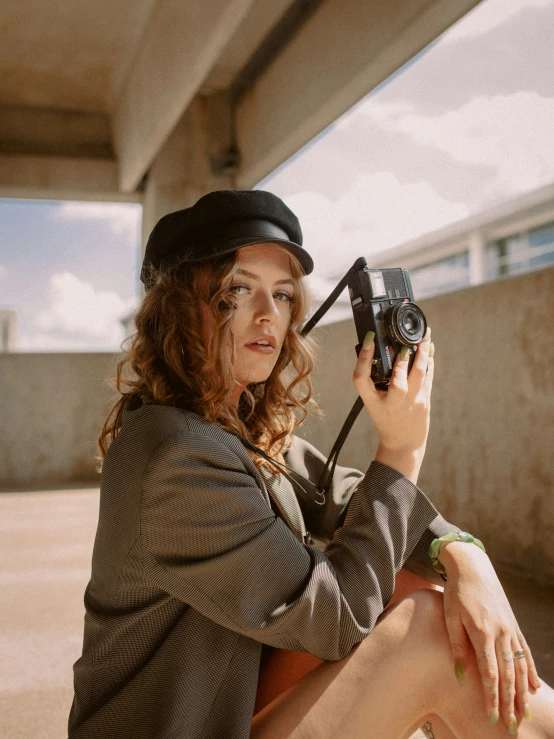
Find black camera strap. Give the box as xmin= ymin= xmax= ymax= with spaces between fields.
xmin=236 ymin=257 xmax=369 ymax=506
xmin=235 ymin=434 xmax=326 ymax=507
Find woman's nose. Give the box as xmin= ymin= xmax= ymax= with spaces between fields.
xmin=255 ymin=291 xmax=281 ymax=317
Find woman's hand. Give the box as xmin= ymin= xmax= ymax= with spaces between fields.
xmin=352 ymin=327 xmax=434 ymax=456
xmin=439 ymin=543 xmax=541 ymax=732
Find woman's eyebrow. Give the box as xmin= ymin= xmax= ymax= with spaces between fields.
xmin=235 ymin=268 xmax=294 ymax=286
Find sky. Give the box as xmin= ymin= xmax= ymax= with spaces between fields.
xmin=1 ymin=0 xmax=553 ymax=350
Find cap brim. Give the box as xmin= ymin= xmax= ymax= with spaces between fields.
xmin=140 ymin=236 xmax=313 ymax=287
xmin=213 ymin=236 xmax=313 ymax=275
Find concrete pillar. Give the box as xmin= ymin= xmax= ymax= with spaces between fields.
xmin=140 ymin=92 xmax=238 ymax=290
xmin=468 ymin=229 xmax=486 ymax=286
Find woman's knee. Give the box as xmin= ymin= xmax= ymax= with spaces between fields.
xmin=369 ymin=587 xmax=449 ymax=663
xmin=386 ymin=567 xmax=443 ymax=610
xmin=379 ymin=586 xmax=444 ymax=629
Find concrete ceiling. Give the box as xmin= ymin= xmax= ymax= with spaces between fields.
xmin=0 ymin=0 xmax=158 ymax=112
xmin=0 ymin=0 xmax=293 ymax=112
xmin=0 ymin=0 xmax=483 ymax=202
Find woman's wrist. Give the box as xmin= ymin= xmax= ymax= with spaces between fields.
xmin=374 ymin=444 xmax=425 ymax=485
xmin=437 ymin=539 xmax=489 ymax=576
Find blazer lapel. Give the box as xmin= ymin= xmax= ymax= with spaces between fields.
xmin=258 ymin=466 xmax=307 ymax=545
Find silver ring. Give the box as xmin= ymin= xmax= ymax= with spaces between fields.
xmin=513 ymin=649 xmax=526 ymax=659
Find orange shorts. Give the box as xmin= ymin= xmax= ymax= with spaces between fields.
xmin=253 ymin=567 xmax=442 ymax=716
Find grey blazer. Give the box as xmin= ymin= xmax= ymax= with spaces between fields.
xmin=68 ymin=401 xmax=461 ymax=738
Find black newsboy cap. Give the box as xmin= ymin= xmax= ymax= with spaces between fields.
xmin=140 ymin=189 xmax=313 ymax=289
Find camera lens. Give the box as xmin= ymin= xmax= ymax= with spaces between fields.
xmin=384 ymin=302 xmax=427 ymax=346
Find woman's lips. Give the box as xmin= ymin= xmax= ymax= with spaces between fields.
xmin=246 ymin=343 xmax=275 ymax=354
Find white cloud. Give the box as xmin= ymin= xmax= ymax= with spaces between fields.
xmin=29 ymin=271 xmax=138 ymax=350
xmin=286 ymin=172 xmax=468 ymax=283
xmin=441 ymin=0 xmax=552 ymax=44
xmin=50 ymin=201 xmax=142 ymax=242
xmin=355 ymin=92 xmax=554 ymax=196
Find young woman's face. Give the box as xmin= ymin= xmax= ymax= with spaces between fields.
xmin=200 ymin=243 xmax=297 ymax=406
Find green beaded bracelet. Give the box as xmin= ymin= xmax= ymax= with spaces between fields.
xmin=428 ymin=531 xmax=486 ymax=581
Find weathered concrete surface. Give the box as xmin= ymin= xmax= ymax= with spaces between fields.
xmin=113 ymin=0 xmax=255 ymax=191
xmin=0 ymin=487 xmax=552 ymax=739
xmin=0 ymin=107 xmax=113 ymax=159
xmin=0 ymin=488 xmax=100 ymax=739
xmin=0 ymin=0 xmax=483 ymax=199
xmin=0 ymin=0 xmax=158 ymax=112
xmin=0 ymin=153 xmax=130 ymax=202
xmin=0 ymin=353 xmax=119 ymax=490
xmin=298 ymin=266 xmax=554 ymax=585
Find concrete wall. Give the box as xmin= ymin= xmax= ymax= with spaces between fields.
xmin=1 ymin=267 xmax=553 ymax=580
xmin=302 ymin=266 xmax=554 ymax=584
xmin=0 ymin=353 xmax=119 ymax=490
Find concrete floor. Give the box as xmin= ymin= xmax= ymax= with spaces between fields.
xmin=1 ymin=488 xmax=553 ymax=739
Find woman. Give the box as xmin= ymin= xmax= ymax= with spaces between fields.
xmin=68 ymin=190 xmax=554 ymax=738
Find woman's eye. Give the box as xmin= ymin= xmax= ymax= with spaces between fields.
xmin=229 ymin=284 xmax=295 ymax=302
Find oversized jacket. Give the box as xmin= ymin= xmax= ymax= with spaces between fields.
xmin=68 ymin=400 xmax=462 ymax=738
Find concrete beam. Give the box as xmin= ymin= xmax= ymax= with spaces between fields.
xmin=235 ymin=0 xmax=483 ymax=188
xmin=200 ymin=0 xmax=293 ymax=93
xmin=141 ymin=92 xmax=236 ymax=255
xmin=0 ymin=107 xmax=112 ymax=159
xmin=113 ymin=0 xmax=255 ymax=193
xmin=0 ymin=154 xmax=139 ymax=203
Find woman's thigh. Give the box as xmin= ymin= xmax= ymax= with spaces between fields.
xmin=251 ymin=579 xmax=448 ymax=739
xmin=385 ymin=567 xmax=443 ymax=609
xmin=253 ymin=567 xmax=441 ymax=716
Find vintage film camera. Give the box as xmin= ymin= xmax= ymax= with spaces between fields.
xmin=347 ymin=266 xmax=427 ymax=390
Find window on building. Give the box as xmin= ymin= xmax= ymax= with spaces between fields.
xmin=529 ymin=221 xmax=554 ymax=269
xmin=485 ymin=221 xmax=554 ymax=280
xmin=409 ymin=252 xmax=470 ymax=299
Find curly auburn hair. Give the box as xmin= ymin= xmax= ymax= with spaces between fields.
xmin=97 ymin=245 xmax=324 ymax=476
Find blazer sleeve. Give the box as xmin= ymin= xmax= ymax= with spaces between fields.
xmin=140 ymin=430 xmax=450 ymax=661
xmin=286 ymin=435 xmax=463 ymax=586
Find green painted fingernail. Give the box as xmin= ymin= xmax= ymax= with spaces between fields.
xmin=524 ymin=703 xmax=532 ymax=722
xmin=489 ymin=708 xmax=499 ymax=724
xmin=429 ymin=342 xmax=435 ymax=358
xmin=508 ymin=713 xmax=517 ymax=733
xmin=400 ymin=346 xmax=410 ymax=360
xmin=363 ymin=331 xmax=375 ymax=349
xmin=454 ymin=660 xmax=465 ymax=686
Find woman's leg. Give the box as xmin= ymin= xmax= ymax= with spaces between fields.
xmin=254 ymin=567 xmax=455 ymax=737
xmin=251 ymin=588 xmax=554 ymax=738
xmin=254 ymin=567 xmax=456 ymax=737
xmin=384 ymin=570 xmax=457 ymax=739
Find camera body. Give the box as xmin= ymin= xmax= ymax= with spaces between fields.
xmin=347 ymin=266 xmax=427 ymax=390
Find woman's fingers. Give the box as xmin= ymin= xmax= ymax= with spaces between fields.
xmin=353 ymin=332 xmax=379 ymax=409
xmin=474 ymin=634 xmax=531 ymax=732
xmin=511 ymin=639 xmax=532 ymax=725
xmin=472 ymin=637 xmax=500 ymax=725
xmin=516 ymin=628 xmax=541 ymax=693
xmin=388 ymin=345 xmax=410 ymax=395
xmin=423 ymin=344 xmax=435 ymax=398
xmin=354 ymin=328 xmax=434 ymax=403
xmin=407 ymin=327 xmax=432 ymax=393
xmin=497 ymin=638 xmax=518 ymax=733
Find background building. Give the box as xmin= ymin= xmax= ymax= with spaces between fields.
xmin=0 ymin=309 xmax=17 ymax=351
xmin=370 ymin=181 xmax=554 ymax=299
